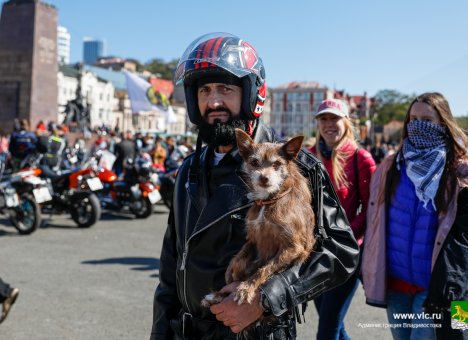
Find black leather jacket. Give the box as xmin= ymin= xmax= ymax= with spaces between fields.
xmin=424 ymin=187 xmax=468 ymax=314
xmin=151 ymin=123 xmax=359 ymax=339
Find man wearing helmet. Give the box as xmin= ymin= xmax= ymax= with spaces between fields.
xmin=151 ymin=33 xmax=359 ymax=340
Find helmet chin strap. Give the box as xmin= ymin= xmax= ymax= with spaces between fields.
xmin=189 ymin=133 xmax=204 ymax=185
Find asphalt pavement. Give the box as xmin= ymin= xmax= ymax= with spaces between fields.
xmin=0 ymin=205 xmax=392 ymax=340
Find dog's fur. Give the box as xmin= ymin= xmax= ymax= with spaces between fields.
xmin=202 ymin=129 xmax=315 ymax=307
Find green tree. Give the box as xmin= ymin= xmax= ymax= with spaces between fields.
xmin=455 ymin=116 xmax=468 ymax=131
xmin=126 ymin=58 xmax=144 ymax=72
xmin=144 ymin=58 xmax=178 ymax=80
xmin=373 ymin=89 xmax=413 ymax=125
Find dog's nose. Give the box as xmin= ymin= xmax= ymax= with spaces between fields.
xmin=259 ymin=175 xmax=269 ymax=185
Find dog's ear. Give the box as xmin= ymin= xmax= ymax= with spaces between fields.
xmin=235 ymin=128 xmax=254 ymax=159
xmin=281 ymin=135 xmax=304 ymax=161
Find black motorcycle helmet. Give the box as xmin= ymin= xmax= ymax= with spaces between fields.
xmin=174 ymin=32 xmax=267 ymax=127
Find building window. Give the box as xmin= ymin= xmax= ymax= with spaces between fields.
xmin=273 ymin=92 xmax=283 ymax=101
xmin=299 ymin=92 xmax=309 ymax=101
xmin=287 ymin=93 xmax=297 ymax=101
xmin=132 ymin=115 xmax=139 ymax=126
xmin=286 ymin=103 xmax=292 ymax=112
xmin=275 ymin=103 xmax=281 ymax=112
xmin=314 ymin=92 xmax=323 ymax=103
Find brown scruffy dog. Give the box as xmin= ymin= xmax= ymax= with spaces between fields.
xmin=202 ymin=129 xmax=315 ymax=307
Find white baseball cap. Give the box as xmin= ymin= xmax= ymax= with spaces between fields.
xmin=315 ymin=99 xmax=349 ymax=118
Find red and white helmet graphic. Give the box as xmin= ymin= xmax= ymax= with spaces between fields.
xmin=175 ymin=32 xmax=266 ymax=124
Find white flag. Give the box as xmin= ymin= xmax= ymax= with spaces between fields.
xmin=124 ymin=70 xmax=177 ymax=123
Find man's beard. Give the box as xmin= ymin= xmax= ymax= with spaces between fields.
xmin=197 ymin=109 xmax=247 ymax=147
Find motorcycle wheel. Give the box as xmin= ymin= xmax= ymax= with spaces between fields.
xmin=10 ymin=193 xmax=41 ymax=235
xmin=70 ymin=193 xmax=101 ymax=228
xmin=130 ymin=197 xmax=153 ymax=219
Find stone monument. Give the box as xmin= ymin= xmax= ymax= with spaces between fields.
xmin=63 ymin=83 xmax=91 ymax=133
xmin=0 ymin=0 xmax=58 ymax=133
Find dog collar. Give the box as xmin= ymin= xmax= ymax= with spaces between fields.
xmin=255 ymin=188 xmax=292 ymax=206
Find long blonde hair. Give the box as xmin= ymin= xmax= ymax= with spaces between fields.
xmin=315 ymin=117 xmax=357 ymax=188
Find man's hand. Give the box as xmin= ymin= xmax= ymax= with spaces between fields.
xmin=209 ymin=282 xmax=263 ymax=333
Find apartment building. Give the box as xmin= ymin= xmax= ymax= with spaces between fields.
xmin=270 ymin=82 xmax=334 ymax=138
xmin=57 ymin=26 xmax=70 ymax=65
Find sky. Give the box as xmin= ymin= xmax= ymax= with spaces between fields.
xmin=3 ymin=0 xmax=468 ymax=116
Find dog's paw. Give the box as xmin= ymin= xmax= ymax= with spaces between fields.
xmin=201 ymin=292 xmax=225 ymax=308
xmin=234 ymin=282 xmax=256 ymax=305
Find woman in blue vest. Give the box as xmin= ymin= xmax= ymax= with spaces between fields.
xmin=362 ymin=92 xmax=468 ymax=340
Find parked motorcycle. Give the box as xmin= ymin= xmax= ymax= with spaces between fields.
xmin=0 ymin=154 xmax=45 ymax=234
xmin=87 ymin=151 xmax=161 ymax=218
xmin=22 ymin=153 xmax=102 ymax=228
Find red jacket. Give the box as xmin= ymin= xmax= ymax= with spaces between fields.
xmin=310 ymin=140 xmax=376 ymax=245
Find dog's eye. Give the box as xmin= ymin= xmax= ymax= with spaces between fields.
xmin=272 ymin=161 xmax=282 ymax=170
xmin=250 ymin=159 xmax=260 ymax=167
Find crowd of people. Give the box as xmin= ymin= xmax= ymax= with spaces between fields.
xmin=0 ymin=118 xmax=195 ymax=177
xmin=1 ymin=32 xmax=467 ymax=340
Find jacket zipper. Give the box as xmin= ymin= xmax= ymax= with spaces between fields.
xmin=180 ymin=198 xmax=191 ymax=314
xmin=179 ymin=203 xmax=252 ymax=314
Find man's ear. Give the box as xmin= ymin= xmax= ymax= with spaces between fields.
xmin=235 ymin=129 xmax=254 ymax=160
xmin=281 ymin=135 xmax=304 ymax=161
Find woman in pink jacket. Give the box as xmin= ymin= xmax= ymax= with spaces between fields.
xmin=309 ymin=99 xmax=376 ymax=340
xmin=362 ymin=92 xmax=468 ymax=340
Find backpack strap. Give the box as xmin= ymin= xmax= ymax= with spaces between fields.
xmin=354 ymin=148 xmax=364 ymax=215
xmin=354 ymin=148 xmax=360 ymax=204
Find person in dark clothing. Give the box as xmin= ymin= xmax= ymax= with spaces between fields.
xmin=8 ymin=119 xmax=37 ymax=171
xmin=44 ymin=128 xmax=66 ymax=170
xmin=150 ymin=32 xmax=359 ymax=340
xmin=35 ymin=127 xmax=66 ymax=178
xmin=370 ymin=142 xmax=386 ymax=164
xmin=0 ymin=277 xmax=19 ymax=324
xmin=113 ymin=130 xmax=136 ymax=176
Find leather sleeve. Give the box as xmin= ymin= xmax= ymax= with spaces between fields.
xmin=259 ymin=158 xmax=360 ymax=317
xmin=425 ymin=187 xmax=468 ymax=312
xmin=150 ymin=209 xmax=181 ymax=340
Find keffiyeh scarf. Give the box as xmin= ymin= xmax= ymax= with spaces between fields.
xmin=397 ymin=120 xmax=447 ymax=210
